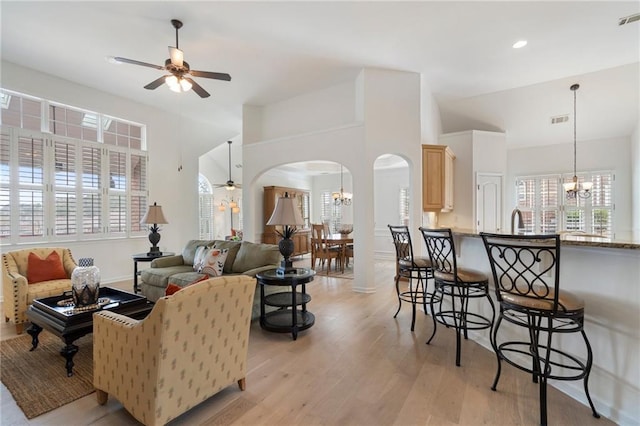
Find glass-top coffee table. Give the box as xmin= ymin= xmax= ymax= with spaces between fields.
xmin=26 ymin=287 xmax=153 ymax=376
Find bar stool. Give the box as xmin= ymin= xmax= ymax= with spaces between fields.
xmin=481 ymin=232 xmax=599 ymax=425
xmin=419 ymin=227 xmax=495 ymax=367
xmin=388 ymin=225 xmax=438 ymax=332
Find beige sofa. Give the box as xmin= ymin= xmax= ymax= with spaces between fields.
xmin=2 ymin=247 xmax=77 ymax=334
xmin=94 ymin=275 xmax=255 ymax=426
xmin=139 ymin=239 xmax=281 ymax=319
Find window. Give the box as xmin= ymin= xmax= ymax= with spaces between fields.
xmin=198 ymin=174 xmax=214 ymax=239
xmin=399 ymin=187 xmax=410 ymax=226
xmin=516 ymin=171 xmax=614 ymax=237
xmin=321 ymin=191 xmax=342 ymax=233
xmin=0 ymin=89 xmax=148 ymax=244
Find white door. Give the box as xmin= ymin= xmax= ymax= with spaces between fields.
xmin=476 ymin=173 xmax=503 ymax=232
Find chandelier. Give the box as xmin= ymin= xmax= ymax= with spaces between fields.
xmin=218 ymin=198 xmax=240 ymax=213
xmin=332 ymin=165 xmax=352 ymax=206
xmin=563 ymin=84 xmax=592 ymax=199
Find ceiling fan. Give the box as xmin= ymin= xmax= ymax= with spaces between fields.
xmin=112 ymin=19 xmax=231 ymax=98
xmin=214 ymin=141 xmax=242 ymax=191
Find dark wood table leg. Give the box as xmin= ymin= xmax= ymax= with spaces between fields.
xmin=133 ymin=259 xmax=139 ymax=293
xmin=291 ymin=284 xmax=298 ymax=340
xmin=61 ymin=337 xmax=79 ymax=377
xmin=26 ymin=323 xmax=42 ymax=351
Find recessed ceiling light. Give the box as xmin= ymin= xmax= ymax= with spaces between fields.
xmin=512 ymin=40 xmax=528 ymax=49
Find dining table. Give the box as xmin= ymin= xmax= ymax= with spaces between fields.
xmin=311 ymin=233 xmax=353 ymax=273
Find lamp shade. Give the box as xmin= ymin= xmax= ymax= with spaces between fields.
xmin=266 ymin=194 xmax=304 ymax=226
xmin=141 ymin=202 xmax=168 ymax=225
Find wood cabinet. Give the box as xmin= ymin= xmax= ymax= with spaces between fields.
xmin=262 ymin=186 xmax=311 ymax=256
xmin=422 ymin=144 xmax=455 ymax=212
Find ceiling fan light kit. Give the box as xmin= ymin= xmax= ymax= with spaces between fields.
xmin=214 ymin=141 xmax=242 ymax=191
xmin=112 ymin=19 xmax=231 ymax=98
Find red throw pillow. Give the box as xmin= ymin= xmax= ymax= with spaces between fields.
xmin=165 ymin=283 xmax=182 ymax=296
xmin=27 ymin=251 xmax=67 ymax=284
xmin=165 ymin=275 xmax=209 ymax=296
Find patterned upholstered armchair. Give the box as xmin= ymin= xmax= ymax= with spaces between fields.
xmin=93 ymin=275 xmax=256 ymax=426
xmin=2 ymin=247 xmax=77 ymax=334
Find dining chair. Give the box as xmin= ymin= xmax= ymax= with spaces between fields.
xmin=311 ymin=224 xmax=342 ymax=274
xmin=388 ymin=225 xmax=438 ymax=332
xmin=419 ymin=227 xmax=495 ymax=366
xmin=480 ymin=232 xmax=599 ymax=425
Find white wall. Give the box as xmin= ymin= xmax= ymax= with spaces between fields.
xmin=1 ymin=61 xmax=233 ymax=282
xmin=374 ymin=164 xmax=410 ymax=258
xmin=244 ymin=81 xmax=358 ymax=144
xmin=242 ymin=68 xmax=426 ymax=292
xmin=420 ymin=74 xmax=443 ymax=145
xmin=631 ymin=123 xmax=639 ymax=240
xmin=437 ymin=130 xmax=507 ymax=230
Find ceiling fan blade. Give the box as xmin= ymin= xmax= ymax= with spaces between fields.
xmin=185 ymin=77 xmax=210 ymax=98
xmin=144 ymin=76 xmax=169 ymax=90
xmin=168 ymin=46 xmax=184 ymax=67
xmin=113 ymin=57 xmax=165 ymax=70
xmin=190 ymin=70 xmax=232 ymax=81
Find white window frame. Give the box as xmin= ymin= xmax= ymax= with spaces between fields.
xmin=321 ymin=190 xmax=342 ymax=233
xmin=0 ymin=89 xmax=148 ymax=245
xmin=515 ymin=171 xmax=615 ymax=237
xmin=198 ymin=174 xmax=214 ymax=240
xmin=399 ymin=187 xmax=410 ymax=226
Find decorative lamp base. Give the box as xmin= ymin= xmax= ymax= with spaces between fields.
xmin=147 ymin=247 xmax=163 ymax=257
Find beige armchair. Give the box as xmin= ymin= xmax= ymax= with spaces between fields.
xmin=93 ymin=275 xmax=256 ymax=426
xmin=2 ymin=247 xmax=77 ymax=334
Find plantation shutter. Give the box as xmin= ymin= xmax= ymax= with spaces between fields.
xmin=0 ymin=131 xmax=10 ymax=240
xmin=18 ymin=135 xmax=45 ymax=238
xmin=53 ymin=139 xmax=77 ymax=236
xmin=81 ymin=145 xmax=102 ymax=234
xmin=130 ymin=154 xmax=147 ymax=232
xmin=399 ymin=187 xmax=409 ymax=225
xmin=108 ymin=150 xmax=127 ymax=233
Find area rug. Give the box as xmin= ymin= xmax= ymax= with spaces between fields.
xmin=314 ymin=265 xmax=354 ymax=279
xmin=1 ymin=332 xmax=94 ymax=419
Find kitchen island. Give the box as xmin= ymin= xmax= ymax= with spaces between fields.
xmin=446 ymin=229 xmax=639 ymax=425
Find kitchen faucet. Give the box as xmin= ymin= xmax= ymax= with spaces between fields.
xmin=511 ymin=207 xmax=524 ymax=234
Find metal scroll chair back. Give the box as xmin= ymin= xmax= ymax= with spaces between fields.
xmin=389 ymin=226 xmax=414 ymax=269
xmin=482 ymin=233 xmax=561 ymax=313
xmin=420 ymin=228 xmax=457 ymax=277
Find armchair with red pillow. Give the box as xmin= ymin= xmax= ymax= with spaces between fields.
xmin=2 ymin=247 xmax=77 ymax=334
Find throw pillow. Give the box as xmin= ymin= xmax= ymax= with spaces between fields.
xmin=193 ymin=245 xmax=208 ymax=272
xmin=27 ymin=251 xmax=67 ymax=284
xmin=165 ymin=275 xmax=208 ymax=296
xmin=165 ymin=283 xmax=182 ymax=296
xmin=199 ymin=247 xmax=228 ymax=277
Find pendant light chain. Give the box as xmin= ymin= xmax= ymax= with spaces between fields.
xmin=573 ymin=85 xmax=577 ymax=177
xmin=564 ymin=83 xmax=592 ymax=199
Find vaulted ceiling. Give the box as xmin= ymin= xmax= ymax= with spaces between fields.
xmin=2 ymin=1 xmax=638 ymax=151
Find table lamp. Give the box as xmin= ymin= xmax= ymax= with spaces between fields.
xmin=266 ymin=192 xmax=305 ymax=276
xmin=141 ymin=202 xmax=168 ymax=256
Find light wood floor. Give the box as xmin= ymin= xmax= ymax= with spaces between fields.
xmin=1 ymin=259 xmax=611 ymax=426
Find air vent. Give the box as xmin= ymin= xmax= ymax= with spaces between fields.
xmin=619 ymin=13 xmax=640 ymax=26
xmin=551 ymin=115 xmax=569 ymax=124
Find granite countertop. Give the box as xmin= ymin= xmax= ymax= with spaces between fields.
xmin=450 ymin=228 xmax=640 ymax=250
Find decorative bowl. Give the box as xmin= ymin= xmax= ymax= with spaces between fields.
xmin=338 ymin=224 xmax=353 ymax=235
